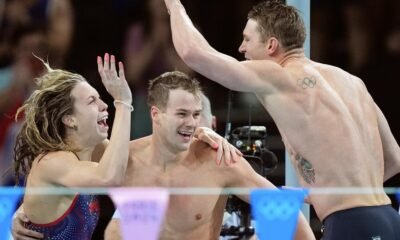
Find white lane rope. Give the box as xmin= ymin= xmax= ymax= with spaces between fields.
xmin=0 ymin=187 xmax=398 ymax=195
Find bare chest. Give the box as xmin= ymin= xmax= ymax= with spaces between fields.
xmin=122 ymin=160 xmax=226 ymax=234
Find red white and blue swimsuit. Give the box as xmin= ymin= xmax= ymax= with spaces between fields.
xmin=25 ymin=194 xmax=100 ymax=240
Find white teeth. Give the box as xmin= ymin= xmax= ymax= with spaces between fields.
xmin=98 ymin=116 xmax=108 ymax=122
xmin=178 ymin=130 xmax=193 ymax=136
xmin=97 ymin=116 xmax=108 ymax=127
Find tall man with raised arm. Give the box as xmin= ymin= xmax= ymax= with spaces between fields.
xmin=164 ymin=0 xmax=400 ymax=239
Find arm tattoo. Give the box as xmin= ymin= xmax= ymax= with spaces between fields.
xmin=295 ymin=154 xmax=315 ymax=184
xmin=297 ymin=76 xmax=316 ymax=89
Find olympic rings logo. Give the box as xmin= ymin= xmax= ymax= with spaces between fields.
xmin=255 ymin=196 xmax=300 ymax=221
xmin=297 ymin=77 xmax=317 ymax=89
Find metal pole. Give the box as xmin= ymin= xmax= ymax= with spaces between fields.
xmin=285 ymin=0 xmax=311 ymax=221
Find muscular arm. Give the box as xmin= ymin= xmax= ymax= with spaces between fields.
xmin=376 ymin=105 xmax=400 ymax=181
xmin=221 ymin=158 xmax=315 ymax=240
xmin=165 ymin=0 xmax=290 ymax=94
xmin=36 ymin=55 xmax=132 ymax=187
xmin=223 ymin=158 xmax=277 ymax=202
xmin=38 ymin=101 xmax=131 ymax=187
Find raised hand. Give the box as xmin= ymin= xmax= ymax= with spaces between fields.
xmin=194 ymin=127 xmax=242 ymax=166
xmin=97 ymin=53 xmax=132 ymax=104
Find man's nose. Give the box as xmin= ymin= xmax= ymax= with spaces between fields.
xmin=238 ymin=41 xmax=246 ymax=53
xmin=99 ymin=99 xmax=108 ymax=111
xmin=185 ymin=115 xmax=197 ymax=126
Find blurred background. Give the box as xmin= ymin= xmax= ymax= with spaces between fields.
xmin=0 ymin=0 xmax=399 ymax=238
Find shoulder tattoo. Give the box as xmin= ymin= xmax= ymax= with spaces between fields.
xmin=297 ymin=76 xmax=317 ymax=89
xmin=295 ymin=154 xmax=315 ymax=184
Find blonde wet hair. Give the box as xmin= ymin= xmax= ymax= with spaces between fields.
xmin=13 ymin=58 xmax=86 ymax=184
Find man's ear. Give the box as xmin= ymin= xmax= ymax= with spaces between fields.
xmin=150 ymin=106 xmax=161 ymax=124
xmin=62 ymin=115 xmax=77 ymax=129
xmin=266 ymin=37 xmax=279 ymax=55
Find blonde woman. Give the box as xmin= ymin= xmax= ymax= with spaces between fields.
xmin=13 ymin=53 xmax=132 ymax=239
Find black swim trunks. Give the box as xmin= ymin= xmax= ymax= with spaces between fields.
xmin=321 ymin=205 xmax=400 ymax=240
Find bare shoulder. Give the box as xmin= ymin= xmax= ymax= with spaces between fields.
xmin=247 ymin=60 xmax=292 ymax=79
xmin=32 ymin=151 xmax=84 ymax=176
xmin=314 ymin=62 xmax=368 ymax=91
xmin=313 ymin=61 xmax=354 ymax=80
xmin=128 ymin=136 xmax=151 ymax=164
xmin=238 ymin=60 xmax=294 ymax=94
xmin=129 ymin=135 xmax=151 ymax=151
xmin=188 ymin=139 xmax=249 ymax=172
xmin=35 ymin=151 xmax=77 ymax=165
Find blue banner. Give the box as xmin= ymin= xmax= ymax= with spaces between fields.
xmin=250 ymin=188 xmax=308 ymax=240
xmin=0 ymin=188 xmax=23 ymax=240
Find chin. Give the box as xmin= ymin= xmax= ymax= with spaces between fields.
xmin=176 ymin=143 xmax=190 ymax=152
xmin=93 ymin=132 xmax=108 ymax=144
xmin=99 ymin=132 xmax=108 ymax=139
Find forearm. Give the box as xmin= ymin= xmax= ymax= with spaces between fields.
xmin=168 ymin=2 xmax=232 ymax=84
xmin=294 ymin=213 xmax=315 ymax=240
xmin=11 ymin=203 xmax=45 ymax=239
xmin=97 ymin=105 xmax=131 ymax=185
xmin=167 ymin=2 xmax=277 ymax=93
xmin=168 ymin=3 xmax=211 ymax=60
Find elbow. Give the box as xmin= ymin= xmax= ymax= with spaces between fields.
xmin=101 ymin=175 xmax=124 ymax=187
xmin=113 ymin=175 xmax=124 ymax=186
xmin=180 ymin=47 xmax=192 ymax=62
xmin=99 ymin=179 xmax=120 ymax=187
xmin=96 ymin=172 xmax=124 ymax=187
